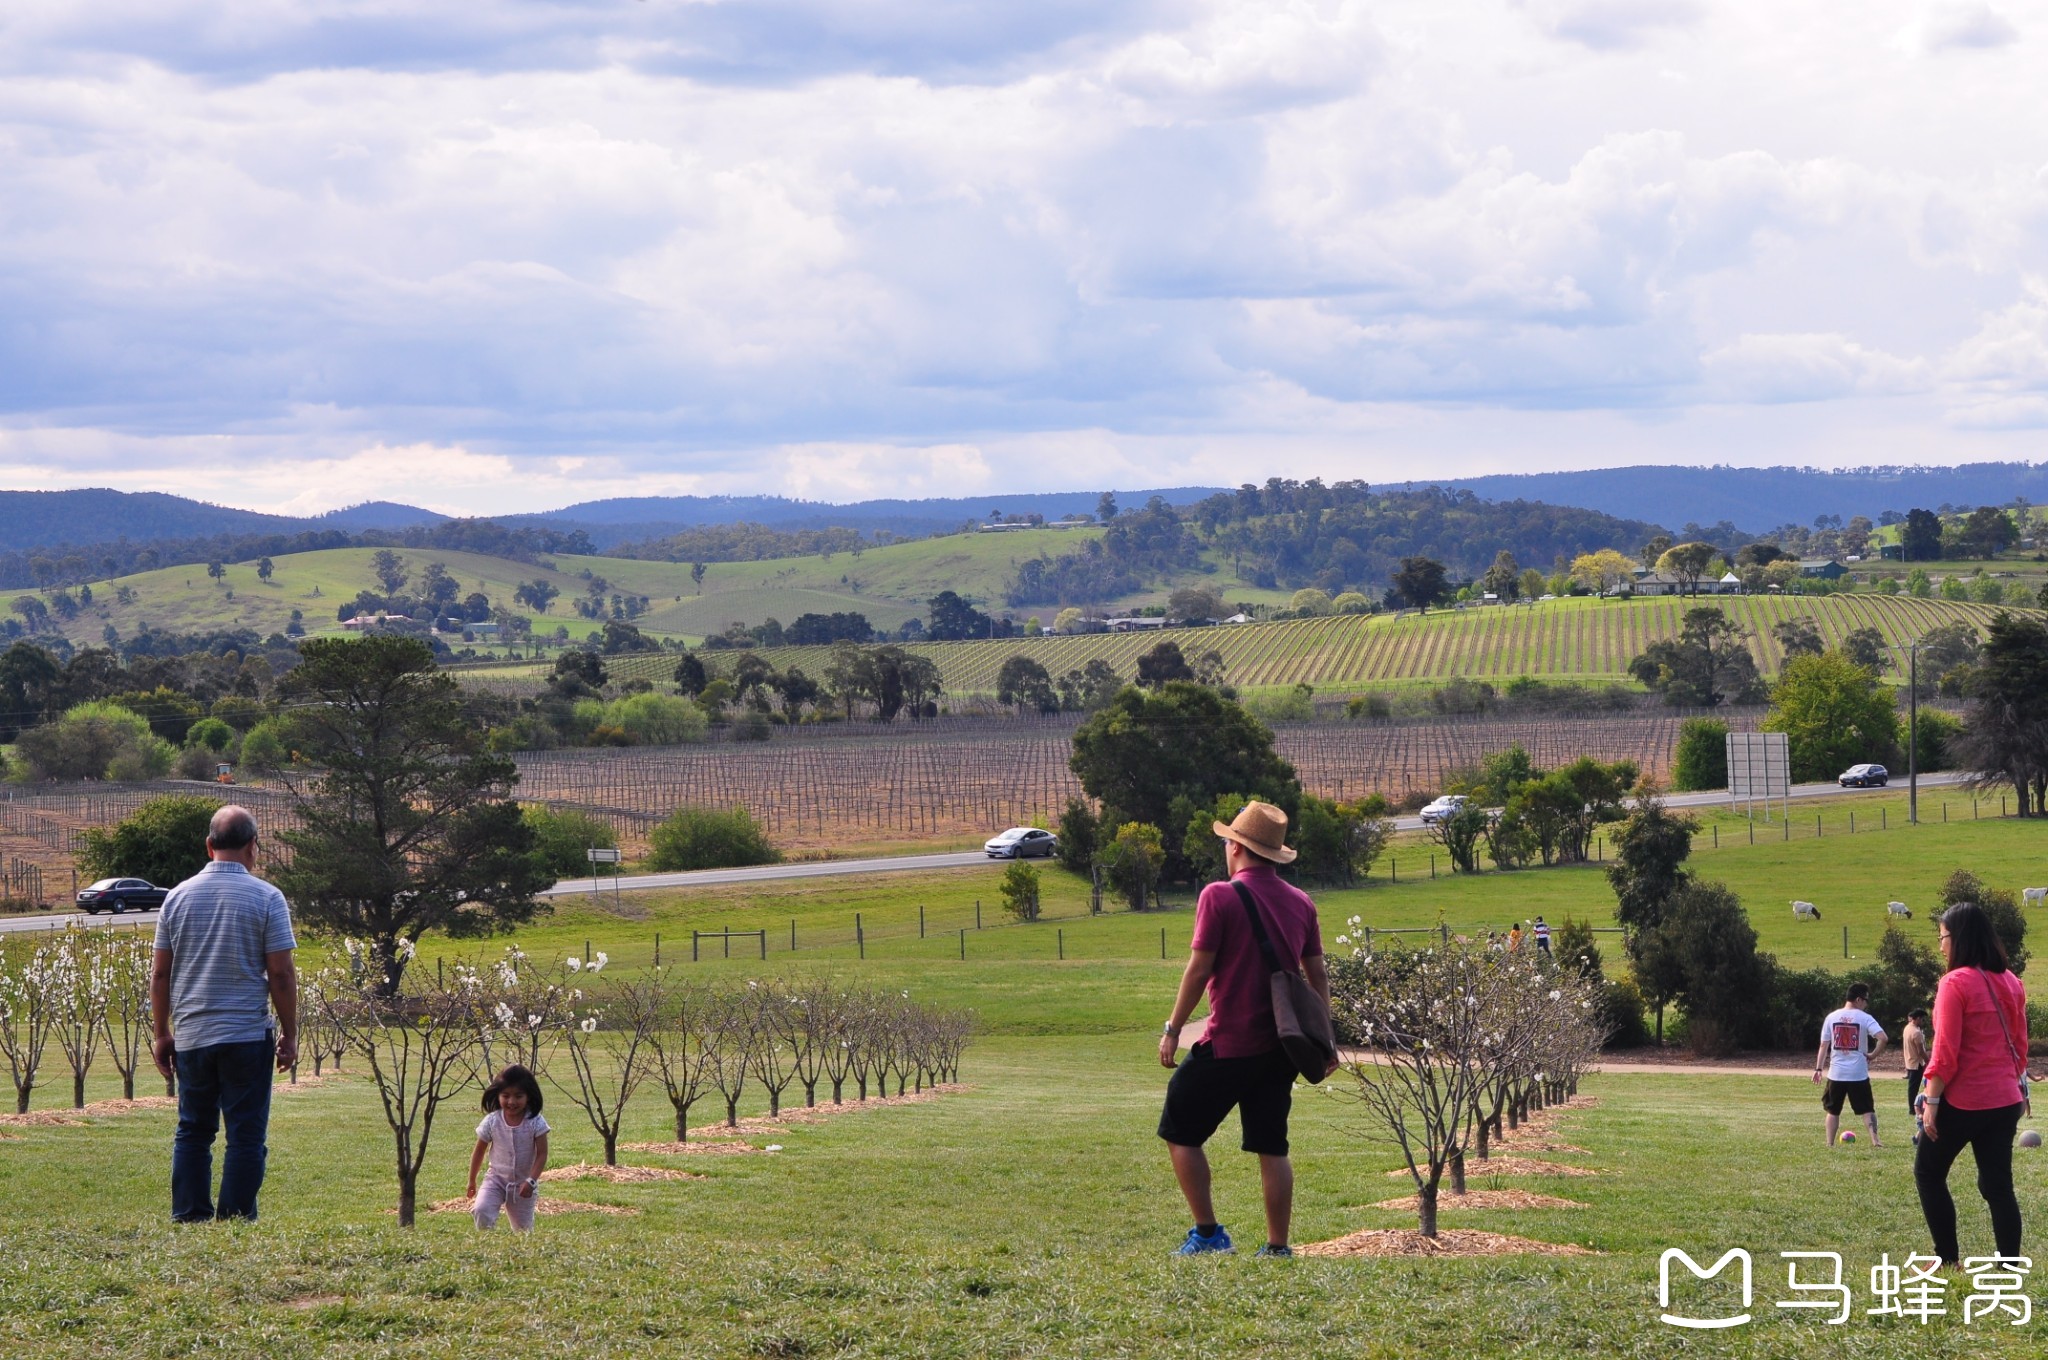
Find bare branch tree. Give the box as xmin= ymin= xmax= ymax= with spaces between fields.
xmin=316 ymin=939 xmax=488 ymax=1226
xmin=556 ymin=963 xmax=660 ymax=1166
xmin=644 ymin=974 xmax=716 ymax=1140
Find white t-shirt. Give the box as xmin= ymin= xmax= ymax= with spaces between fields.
xmin=477 ymin=1110 xmax=550 ymax=1181
xmin=1821 ymin=1007 xmax=1886 ymax=1082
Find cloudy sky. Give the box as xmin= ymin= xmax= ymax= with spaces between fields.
xmin=2 ymin=0 xmax=2047 ymax=515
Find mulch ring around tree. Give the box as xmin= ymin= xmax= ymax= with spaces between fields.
xmin=1385 ymin=1157 xmax=1597 ymax=1179
xmin=414 ymin=1197 xmax=640 ymax=1217
xmin=619 ymin=1140 xmax=771 ymax=1157
xmin=1367 ymin=1190 xmax=1588 ymax=1212
xmin=1300 ymin=1229 xmax=1596 ymax=1259
xmin=539 ymin=1162 xmax=706 ymax=1184
xmin=0 ymin=1074 xmax=339 ymax=1128
xmin=689 ymin=1085 xmax=967 ymax=1139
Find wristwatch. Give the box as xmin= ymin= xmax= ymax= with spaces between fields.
xmin=1163 ymin=1021 xmax=1181 ymax=1036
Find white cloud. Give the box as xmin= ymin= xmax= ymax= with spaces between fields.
xmin=0 ymin=0 xmax=2045 ymax=508
xmin=1516 ymin=0 xmax=1705 ymax=51
xmin=1913 ymin=3 xmax=2020 ymax=54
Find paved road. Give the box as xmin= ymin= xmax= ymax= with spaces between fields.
xmin=1388 ymin=771 xmax=1969 ymax=830
xmin=0 ymin=772 xmax=1982 ymax=929
xmin=0 ymin=908 xmax=160 ymax=936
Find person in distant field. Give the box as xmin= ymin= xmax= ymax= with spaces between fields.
xmin=1507 ymin=923 xmax=1523 ymax=952
xmin=1813 ymin=982 xmax=1888 ymax=1147
xmin=1902 ymin=1009 xmax=1930 ymax=1127
xmin=469 ymin=1065 xmax=550 ymax=1232
xmin=1158 ymin=801 xmax=1332 ymax=1259
xmin=1532 ymin=916 xmax=1551 ymax=956
xmin=150 ymin=806 xmax=298 ymax=1222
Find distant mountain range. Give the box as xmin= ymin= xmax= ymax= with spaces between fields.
xmin=1431 ymin=463 xmax=2048 ymax=533
xmin=4 ymin=464 xmax=2043 ymax=559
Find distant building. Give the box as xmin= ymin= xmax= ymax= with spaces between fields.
xmin=1798 ymin=558 xmax=1848 ymax=580
xmin=1105 ymin=617 xmax=1168 ymax=632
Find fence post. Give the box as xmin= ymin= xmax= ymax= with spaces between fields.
xmin=1713 ymin=825 xmax=1718 ymax=849
xmin=724 ymin=932 xmax=730 ymax=960
xmin=1161 ymin=927 xmax=1166 ymax=960
xmin=857 ymin=912 xmax=864 ymax=961
xmin=584 ymin=939 xmax=590 ymax=964
xmin=1364 ymin=925 xmax=1373 ymax=952
xmin=1882 ymin=807 xmax=1887 ymax=830
xmin=919 ymin=905 xmax=925 ymax=939
xmin=1597 ymin=837 xmax=1603 ymax=862
xmin=1783 ymin=818 xmax=1789 ymax=842
xmin=1440 ymin=923 xmax=1449 ymax=948
xmin=1058 ymin=929 xmax=1064 ymax=961
xmin=759 ymin=932 xmax=766 ymax=961
xmin=1390 ymin=857 xmax=1396 ymax=883
xmin=692 ymin=930 xmax=699 ymax=963
xmin=977 ymin=901 xmax=982 ymax=930
xmin=1430 ymin=855 xmax=1436 ymax=879
xmin=1843 ymin=926 xmax=1849 ymax=959
xmin=1816 ymin=814 xmax=1821 ymax=838
xmin=1749 ymin=821 xmax=1755 ymax=846
xmin=1850 ymin=812 xmax=1854 ymax=834
xmin=959 ymin=928 xmax=965 ymax=960
xmin=655 ymin=932 xmax=661 ymax=967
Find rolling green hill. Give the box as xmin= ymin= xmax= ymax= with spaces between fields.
xmin=606 ymin=592 xmax=2029 ymax=696
xmin=26 ymin=526 xmax=1278 ymax=650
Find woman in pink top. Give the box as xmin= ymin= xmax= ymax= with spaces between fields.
xmin=1915 ymin=902 xmax=2029 ymax=1265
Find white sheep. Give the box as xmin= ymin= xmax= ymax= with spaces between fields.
xmin=1887 ymin=901 xmax=1911 ymax=919
xmin=1794 ymin=901 xmax=1821 ymax=921
xmin=2025 ymin=888 xmax=2046 ymax=908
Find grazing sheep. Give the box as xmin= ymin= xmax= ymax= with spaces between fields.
xmin=2025 ymin=888 xmax=2046 ymax=908
xmin=1887 ymin=902 xmax=1911 ymax=919
xmin=1794 ymin=901 xmax=1821 ymax=921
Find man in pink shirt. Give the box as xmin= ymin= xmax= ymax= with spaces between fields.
xmin=1157 ymin=801 xmax=1330 ymax=1258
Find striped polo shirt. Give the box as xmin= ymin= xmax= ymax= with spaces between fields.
xmin=153 ymin=861 xmax=297 ymax=1049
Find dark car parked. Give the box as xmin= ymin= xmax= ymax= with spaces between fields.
xmin=75 ymin=878 xmax=169 ymax=914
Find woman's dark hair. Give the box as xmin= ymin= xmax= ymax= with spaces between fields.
xmin=1940 ymin=902 xmax=2009 ymax=974
xmin=483 ymin=1064 xmax=544 ymax=1116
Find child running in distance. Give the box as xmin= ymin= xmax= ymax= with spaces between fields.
xmin=469 ymin=1065 xmax=549 ymax=1231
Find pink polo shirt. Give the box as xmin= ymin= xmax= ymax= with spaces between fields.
xmin=1924 ymin=965 xmax=2029 ymax=1111
xmin=1189 ymin=863 xmax=1322 ymax=1059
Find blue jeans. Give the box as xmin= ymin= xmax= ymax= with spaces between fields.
xmin=172 ymin=1037 xmax=275 ymax=1222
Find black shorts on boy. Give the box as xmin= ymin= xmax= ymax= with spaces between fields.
xmin=1823 ymin=1079 xmax=1875 ymax=1117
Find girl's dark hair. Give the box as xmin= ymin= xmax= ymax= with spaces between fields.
xmin=483 ymin=1064 xmax=544 ymax=1116
xmin=1941 ymin=902 xmax=2009 ymax=974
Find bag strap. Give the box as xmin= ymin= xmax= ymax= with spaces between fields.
xmin=1231 ymin=880 xmax=1290 ymax=976
xmin=1975 ymin=969 xmax=2027 ymax=1077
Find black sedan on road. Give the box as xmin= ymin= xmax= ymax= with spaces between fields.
xmin=75 ymin=878 xmax=169 ymax=914
xmin=1838 ymin=763 xmax=1890 ymax=788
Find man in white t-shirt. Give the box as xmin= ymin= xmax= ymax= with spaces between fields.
xmin=1811 ymin=982 xmax=1888 ymax=1147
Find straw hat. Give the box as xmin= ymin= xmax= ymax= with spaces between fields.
xmin=1212 ymin=800 xmax=1296 ymax=864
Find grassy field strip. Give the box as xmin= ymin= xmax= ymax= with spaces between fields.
xmin=6 ymin=1038 xmax=2047 ymax=1357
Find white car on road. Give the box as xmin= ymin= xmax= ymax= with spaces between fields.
xmin=984 ymin=827 xmax=1059 ymax=859
xmin=1418 ymin=795 xmax=1471 ymax=825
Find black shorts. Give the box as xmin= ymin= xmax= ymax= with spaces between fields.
xmin=1158 ymin=1042 xmax=1296 ymax=1157
xmin=1824 ymin=1079 xmax=1875 ymax=1116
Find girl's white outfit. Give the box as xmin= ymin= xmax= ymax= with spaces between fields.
xmin=474 ymin=1109 xmax=549 ymax=1231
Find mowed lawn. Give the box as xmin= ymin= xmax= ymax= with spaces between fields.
xmin=7 ymin=1032 xmax=2048 ymax=1358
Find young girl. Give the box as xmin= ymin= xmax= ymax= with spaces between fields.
xmin=468 ymin=1065 xmax=550 ymax=1232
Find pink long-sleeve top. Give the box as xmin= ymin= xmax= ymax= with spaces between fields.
xmin=1924 ymin=965 xmax=2029 ymax=1111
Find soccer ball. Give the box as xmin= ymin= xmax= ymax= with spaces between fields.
xmin=1839 ymin=1131 xmax=1856 ymax=1143
xmin=2021 ymin=1130 xmax=2043 ymax=1149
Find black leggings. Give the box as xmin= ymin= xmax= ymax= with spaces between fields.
xmin=1914 ymin=1100 xmax=2023 ymax=1264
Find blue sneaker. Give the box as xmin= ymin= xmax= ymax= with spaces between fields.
xmin=1175 ymin=1225 xmax=1234 ymax=1255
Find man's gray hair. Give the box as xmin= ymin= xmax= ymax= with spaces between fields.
xmin=207 ymin=805 xmax=259 ymax=851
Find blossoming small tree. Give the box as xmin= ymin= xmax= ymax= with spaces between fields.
xmin=315 ymin=939 xmax=489 ymax=1227
xmin=0 ymin=936 xmax=60 ymax=1113
xmin=556 ymin=957 xmax=661 ymax=1166
xmin=99 ymin=930 xmax=156 ymax=1100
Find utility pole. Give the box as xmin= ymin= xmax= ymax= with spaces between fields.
xmin=1907 ymin=641 xmax=1919 ymax=826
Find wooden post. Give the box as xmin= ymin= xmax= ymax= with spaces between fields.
xmin=791 ymin=919 xmax=797 ymax=952
xmin=976 ymin=901 xmax=982 ymax=930
xmin=1430 ymin=855 xmax=1436 ymax=879
xmin=857 ymin=913 xmax=864 ymax=960
xmin=959 ymin=928 xmax=965 ymax=960
xmin=692 ymin=930 xmax=699 ymax=962
xmin=1160 ymin=928 xmax=1166 ymax=960
xmin=919 ymin=905 xmax=925 ymax=939
xmin=1058 ymin=929 xmax=1064 ymax=961
xmin=654 ymin=933 xmax=661 ymax=966
xmin=1713 ymin=825 xmax=1718 ymax=849
xmin=759 ymin=931 xmax=766 ymax=961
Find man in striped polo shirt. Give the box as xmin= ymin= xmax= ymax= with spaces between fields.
xmin=150 ymin=806 xmax=298 ymax=1223
xmin=1532 ymin=917 xmax=1551 ymax=956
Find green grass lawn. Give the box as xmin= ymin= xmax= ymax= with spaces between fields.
xmin=441 ymin=805 xmax=2042 ymax=1005
xmin=6 ymin=1031 xmax=2046 ymax=1357
xmin=9 ymin=809 xmax=2048 ymax=1355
